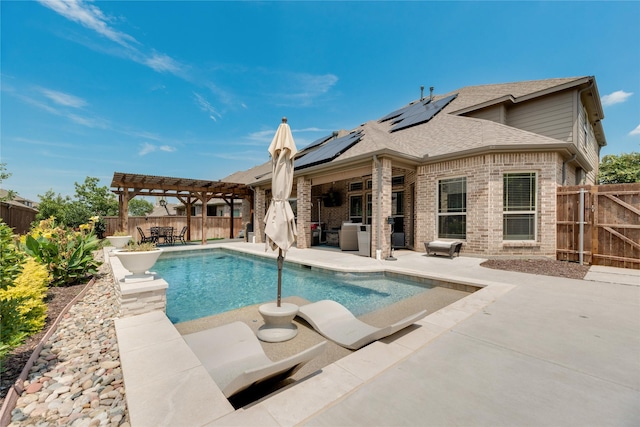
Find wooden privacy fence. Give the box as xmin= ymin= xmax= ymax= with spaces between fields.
xmin=1 ymin=202 xmax=37 ymax=235
xmin=557 ymin=183 xmax=640 ymax=269
xmin=104 ymin=216 xmax=245 ymax=243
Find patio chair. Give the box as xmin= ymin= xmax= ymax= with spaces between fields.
xmin=137 ymin=227 xmax=156 ymax=244
xmin=297 ymin=300 xmax=427 ymax=350
xmin=174 ymin=226 xmax=188 ymax=244
xmin=183 ymin=321 xmax=327 ymax=398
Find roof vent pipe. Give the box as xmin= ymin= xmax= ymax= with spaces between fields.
xmin=430 ymin=86 xmax=434 ymax=101
xmin=420 ymin=86 xmax=424 ymax=101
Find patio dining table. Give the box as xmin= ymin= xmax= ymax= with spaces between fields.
xmin=150 ymin=226 xmax=174 ymax=245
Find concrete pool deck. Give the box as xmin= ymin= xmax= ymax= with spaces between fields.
xmin=115 ymin=242 xmax=640 ymax=426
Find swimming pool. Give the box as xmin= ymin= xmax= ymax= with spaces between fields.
xmin=153 ymin=249 xmax=431 ymax=323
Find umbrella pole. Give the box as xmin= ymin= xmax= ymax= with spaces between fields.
xmin=277 ymin=248 xmax=283 ymax=307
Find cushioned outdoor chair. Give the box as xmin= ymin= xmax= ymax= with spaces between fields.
xmin=297 ymin=300 xmax=427 ymax=350
xmin=183 ymin=321 xmax=326 ymax=398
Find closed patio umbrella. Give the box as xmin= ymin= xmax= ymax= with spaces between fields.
xmin=264 ymin=117 xmax=298 ymax=307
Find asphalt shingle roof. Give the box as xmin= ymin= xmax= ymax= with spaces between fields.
xmin=224 ymin=77 xmax=588 ymax=185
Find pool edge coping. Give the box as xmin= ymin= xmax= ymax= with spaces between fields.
xmin=111 ymin=243 xmax=516 ymax=426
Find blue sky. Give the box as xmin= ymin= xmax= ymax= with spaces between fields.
xmin=2 ymin=1 xmax=639 ymax=202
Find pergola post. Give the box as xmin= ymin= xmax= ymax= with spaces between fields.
xmin=223 ymin=195 xmax=235 ymax=239
xmin=186 ymin=198 xmax=192 ymax=242
xmin=121 ymin=188 xmax=129 ymax=233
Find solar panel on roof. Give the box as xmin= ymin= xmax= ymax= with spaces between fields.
xmin=389 ymin=94 xmax=458 ymax=132
xmin=295 ymin=131 xmax=363 ymax=170
xmin=378 ymin=100 xmax=426 ymax=122
xmin=389 ymin=101 xmax=432 ymax=124
xmin=302 ymin=134 xmax=334 ymax=151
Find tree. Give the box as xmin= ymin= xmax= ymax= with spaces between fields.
xmin=128 ymin=199 xmax=154 ymax=216
xmin=598 ymin=152 xmax=640 ymax=184
xmin=36 ymin=190 xmax=71 ymax=222
xmin=37 ymin=177 xmax=117 ymax=230
xmin=0 ymin=163 xmax=17 ymax=202
xmin=74 ymin=177 xmax=118 ymax=217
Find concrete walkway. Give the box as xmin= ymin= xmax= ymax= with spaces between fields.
xmin=121 ymin=243 xmax=640 ymax=426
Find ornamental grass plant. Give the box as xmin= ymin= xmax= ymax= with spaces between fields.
xmin=121 ymin=241 xmax=157 ymax=252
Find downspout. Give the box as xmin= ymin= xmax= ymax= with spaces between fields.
xmin=374 ymin=155 xmax=382 ymax=260
xmin=562 ymin=154 xmax=577 ymax=185
xmin=248 ymin=185 xmax=256 ymax=243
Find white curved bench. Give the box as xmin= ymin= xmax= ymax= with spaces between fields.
xmin=424 ymin=241 xmax=463 ymax=258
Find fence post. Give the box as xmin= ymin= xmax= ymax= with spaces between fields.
xmin=579 ymin=188 xmax=586 ymax=265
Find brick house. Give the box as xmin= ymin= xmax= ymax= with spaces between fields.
xmin=226 ymin=76 xmax=607 ymax=258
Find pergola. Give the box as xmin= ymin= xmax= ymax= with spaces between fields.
xmin=110 ymin=172 xmax=252 ymax=244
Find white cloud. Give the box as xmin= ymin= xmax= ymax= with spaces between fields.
xmin=38 ymin=0 xmax=186 ymax=77
xmin=296 ymin=73 xmax=339 ymax=95
xmin=630 ymin=124 xmax=640 ymax=136
xmin=247 ymin=129 xmax=276 ymax=143
xmin=270 ymin=72 xmax=339 ymax=107
xmin=37 ymin=0 xmax=137 ymax=47
xmin=66 ymin=112 xmax=108 ymax=128
xmin=15 ymin=90 xmax=107 ymax=128
xmin=139 ymin=142 xmax=156 ymax=156
xmin=601 ymin=90 xmax=633 ymax=106
xmin=122 ymin=130 xmax=163 ymax=142
xmin=210 ymin=150 xmax=265 ymax=163
xmin=294 ymin=127 xmax=329 ymax=133
xmin=194 ymin=93 xmax=222 ymax=121
xmin=144 ymin=51 xmax=183 ymax=74
xmin=139 ymin=142 xmax=176 ymax=156
xmin=40 ymin=88 xmax=87 ymax=108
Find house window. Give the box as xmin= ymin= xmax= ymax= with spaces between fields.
xmin=438 ymin=177 xmax=466 ymax=239
xmin=349 ymin=181 xmax=363 ymax=191
xmin=349 ymin=195 xmax=363 ymax=223
xmin=392 ymin=176 xmax=405 ymax=186
xmin=366 ymin=193 xmax=372 ymax=224
xmin=391 ymin=191 xmax=404 ymax=233
xmin=207 ymin=205 xmax=217 ymax=216
xmin=503 ymin=172 xmax=537 ymax=240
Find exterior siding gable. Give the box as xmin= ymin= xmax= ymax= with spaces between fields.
xmin=506 ymin=91 xmax=574 ymax=142
xmin=464 ymin=104 xmax=506 ymax=124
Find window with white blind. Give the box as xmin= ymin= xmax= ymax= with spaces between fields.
xmin=438 ymin=177 xmax=466 ymax=239
xmin=503 ymin=172 xmax=537 ymax=240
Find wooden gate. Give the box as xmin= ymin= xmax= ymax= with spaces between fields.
xmin=557 ymin=183 xmax=640 ymax=269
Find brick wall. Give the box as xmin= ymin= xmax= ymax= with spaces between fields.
xmin=312 ymin=182 xmax=350 ymax=230
xmin=296 ymin=177 xmax=311 ymax=248
xmin=415 ymin=152 xmax=562 ymax=257
xmin=254 ymin=187 xmax=266 ymax=243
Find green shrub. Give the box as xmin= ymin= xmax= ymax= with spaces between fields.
xmin=0 ymin=258 xmax=50 ymax=365
xmin=0 ymin=221 xmax=24 ymax=291
xmin=21 ymin=216 xmax=101 ymax=287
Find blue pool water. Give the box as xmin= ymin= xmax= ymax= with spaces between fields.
xmin=153 ymin=249 xmax=429 ymax=323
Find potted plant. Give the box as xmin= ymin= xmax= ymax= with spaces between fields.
xmin=105 ymin=230 xmax=133 ymax=250
xmin=113 ymin=242 xmax=162 ymax=279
